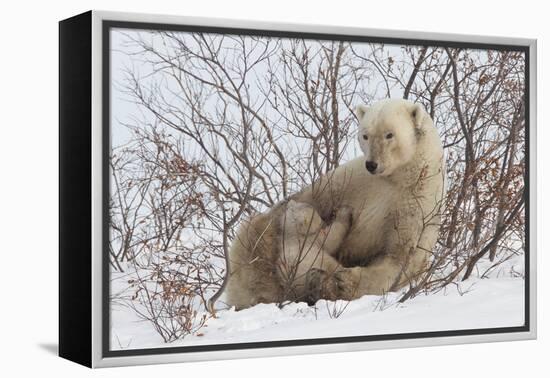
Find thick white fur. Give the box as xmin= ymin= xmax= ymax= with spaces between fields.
xmin=224 ymin=99 xmax=445 ymax=309
xmin=277 ymin=200 xmax=352 ymax=303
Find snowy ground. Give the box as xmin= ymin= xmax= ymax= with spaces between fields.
xmin=110 ymin=257 xmax=525 ymax=350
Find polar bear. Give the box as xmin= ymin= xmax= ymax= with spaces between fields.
xmin=292 ymin=98 xmax=445 ymax=297
xmin=216 ymin=98 xmax=445 ymax=310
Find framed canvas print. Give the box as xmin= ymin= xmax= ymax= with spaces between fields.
xmin=59 ymin=10 xmax=537 ymax=368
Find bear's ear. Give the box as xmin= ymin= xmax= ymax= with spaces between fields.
xmin=410 ymin=103 xmax=427 ymax=129
xmin=355 ymin=104 xmax=369 ymax=121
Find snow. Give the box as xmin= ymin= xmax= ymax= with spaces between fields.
xmin=110 ymin=273 xmax=524 ymax=350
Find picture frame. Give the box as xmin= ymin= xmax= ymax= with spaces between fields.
xmin=59 ymin=10 xmax=537 ymax=368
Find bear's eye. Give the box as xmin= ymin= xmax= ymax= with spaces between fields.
xmin=385 ymin=133 xmax=394 ymax=139
xmin=363 ymin=135 xmax=368 ymax=140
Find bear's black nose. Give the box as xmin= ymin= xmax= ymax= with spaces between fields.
xmin=365 ymin=161 xmax=378 ymax=173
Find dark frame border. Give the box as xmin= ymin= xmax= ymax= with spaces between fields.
xmin=59 ymin=11 xmax=93 ymax=367
xmin=102 ymin=19 xmax=530 ymax=358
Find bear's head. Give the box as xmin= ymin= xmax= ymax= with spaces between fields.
xmin=283 ymin=200 xmax=323 ymax=236
xmin=355 ymin=99 xmax=430 ymax=176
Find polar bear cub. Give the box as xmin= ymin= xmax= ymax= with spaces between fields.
xmin=278 ymin=200 xmax=352 ymax=304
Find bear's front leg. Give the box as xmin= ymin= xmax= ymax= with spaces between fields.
xmin=334 ymin=219 xmax=425 ymax=298
xmin=336 ymin=210 xmax=427 ymax=297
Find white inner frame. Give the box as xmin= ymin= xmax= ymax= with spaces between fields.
xmin=90 ymin=10 xmax=537 ymax=368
